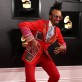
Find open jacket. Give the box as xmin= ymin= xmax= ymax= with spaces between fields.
xmin=18 ymin=19 xmax=66 ymax=64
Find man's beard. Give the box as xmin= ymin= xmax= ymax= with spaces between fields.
xmin=54 ymin=22 xmax=59 ymax=26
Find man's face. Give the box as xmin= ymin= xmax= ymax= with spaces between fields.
xmin=49 ymin=9 xmax=63 ymax=26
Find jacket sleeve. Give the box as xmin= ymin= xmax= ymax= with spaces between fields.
xmin=18 ymin=20 xmax=39 ymax=42
xmin=56 ymin=28 xmax=67 ymax=49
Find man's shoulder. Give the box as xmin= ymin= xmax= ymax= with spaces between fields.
xmin=55 ymin=26 xmax=61 ymax=32
xmin=37 ymin=19 xmax=48 ymax=23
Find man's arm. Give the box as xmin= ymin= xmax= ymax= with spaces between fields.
xmin=18 ymin=21 xmax=41 ymax=50
xmin=18 ymin=22 xmax=35 ymax=42
xmin=54 ymin=28 xmax=67 ymax=54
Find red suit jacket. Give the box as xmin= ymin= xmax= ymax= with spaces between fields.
xmin=18 ymin=19 xmax=66 ymax=64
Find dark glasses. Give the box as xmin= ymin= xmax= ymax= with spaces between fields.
xmin=51 ymin=14 xmax=63 ymax=20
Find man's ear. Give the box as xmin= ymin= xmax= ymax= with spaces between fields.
xmin=49 ymin=15 xmax=52 ymax=20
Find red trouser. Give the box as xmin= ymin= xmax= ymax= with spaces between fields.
xmin=25 ymin=52 xmax=60 ymax=82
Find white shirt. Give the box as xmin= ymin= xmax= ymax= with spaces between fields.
xmin=46 ymin=21 xmax=55 ymax=40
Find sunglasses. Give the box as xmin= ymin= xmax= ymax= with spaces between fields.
xmin=51 ymin=14 xmax=63 ymax=20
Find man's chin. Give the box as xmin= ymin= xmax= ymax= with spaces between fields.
xmin=54 ymin=22 xmax=59 ymax=26
xmin=55 ymin=21 xmax=59 ymax=24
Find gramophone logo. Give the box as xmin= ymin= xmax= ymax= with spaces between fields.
xmin=21 ymin=0 xmax=31 ymax=9
xmin=64 ymin=16 xmax=72 ymax=29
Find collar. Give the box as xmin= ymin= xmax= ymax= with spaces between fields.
xmin=49 ymin=20 xmax=52 ymax=27
xmin=49 ymin=20 xmax=55 ymax=28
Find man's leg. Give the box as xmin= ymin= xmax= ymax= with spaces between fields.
xmin=25 ymin=63 xmax=36 ymax=82
xmin=39 ymin=54 xmax=60 ymax=82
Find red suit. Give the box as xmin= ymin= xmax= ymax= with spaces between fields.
xmin=18 ymin=19 xmax=66 ymax=82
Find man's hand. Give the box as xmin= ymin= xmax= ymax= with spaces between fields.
xmin=54 ymin=45 xmax=66 ymax=55
xmin=29 ymin=39 xmax=41 ymax=51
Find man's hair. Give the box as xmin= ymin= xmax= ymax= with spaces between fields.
xmin=49 ymin=1 xmax=62 ymax=15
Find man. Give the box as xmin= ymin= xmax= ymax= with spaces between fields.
xmin=18 ymin=1 xmax=67 ymax=82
